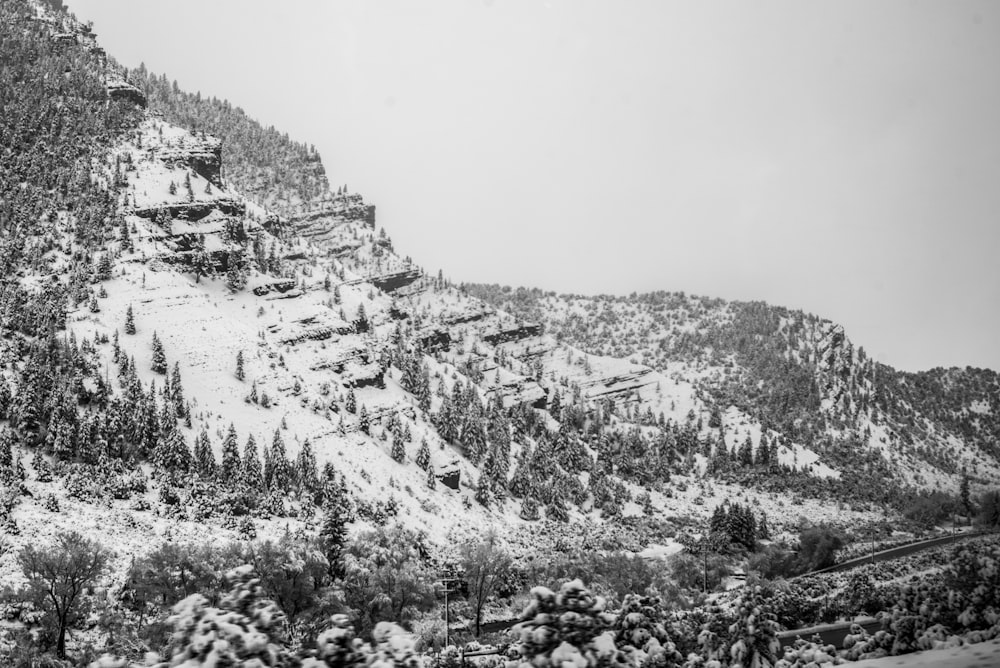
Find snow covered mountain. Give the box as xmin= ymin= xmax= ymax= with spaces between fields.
xmin=1 ymin=0 xmax=997 ymax=581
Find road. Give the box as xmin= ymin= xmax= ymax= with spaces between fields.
xmin=778 ymin=618 xmax=881 ymax=649
xmin=796 ymin=531 xmax=980 ymax=579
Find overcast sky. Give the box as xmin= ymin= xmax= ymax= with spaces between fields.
xmin=72 ymin=0 xmax=1000 ymax=372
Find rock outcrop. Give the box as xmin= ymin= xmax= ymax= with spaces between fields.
xmin=134 ymin=197 xmax=244 ymax=222
xmin=107 ymin=79 xmax=147 ymax=108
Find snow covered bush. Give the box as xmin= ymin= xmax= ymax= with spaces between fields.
xmin=774 ymin=635 xmax=842 ymax=667
xmin=613 ymin=595 xmax=683 ymax=667
xmin=505 ymin=579 xmax=622 ymax=668
xmin=145 ymin=565 xmax=292 ymax=667
xmin=726 ymin=586 xmax=780 ymax=668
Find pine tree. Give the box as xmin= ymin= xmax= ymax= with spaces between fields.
xmin=738 ymin=436 xmax=754 ymax=467
xmin=195 ymin=430 xmax=216 ymax=478
xmin=235 ymin=350 xmax=245 ymax=381
xmin=358 ymin=405 xmax=369 ymax=434
xmin=0 ymin=381 xmax=10 ymax=421
xmin=151 ymin=331 xmax=167 ymax=374
xmin=354 ymin=303 xmax=369 ymax=333
xmin=319 ymin=472 xmax=353 ymax=581
xmin=156 ymin=427 xmax=191 ymax=473
xmin=221 ymin=424 xmax=241 ymax=482
xmin=296 ymin=439 xmax=319 ymax=497
xmin=416 ymin=438 xmax=431 ymax=471
xmin=960 ymin=469 xmax=972 ymax=520
xmin=125 ymin=304 xmax=136 ymax=335
xmin=269 ymin=429 xmax=292 ymax=492
xmin=345 ymin=388 xmax=356 ymax=414
xmin=0 ymin=428 xmax=13 ymax=470
xmin=426 ymin=464 xmax=436 ymax=490
xmin=391 ymin=437 xmax=405 ymax=463
xmin=241 ymin=435 xmax=263 ymax=490
xmin=171 ymin=362 xmax=184 ymax=417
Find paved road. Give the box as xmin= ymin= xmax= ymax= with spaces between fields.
xmin=778 ymin=618 xmax=881 ymax=649
xmin=796 ymin=531 xmax=981 ymax=579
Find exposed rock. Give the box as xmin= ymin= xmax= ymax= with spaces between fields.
xmin=253 ymin=280 xmax=297 ymax=296
xmin=344 ymin=362 xmax=385 ymax=388
xmin=106 ymin=80 xmax=147 ymax=108
xmin=418 ymin=328 xmax=451 ymax=352
xmin=437 ymin=465 xmax=460 ymax=491
xmin=487 ymin=380 xmax=547 ymax=409
xmin=134 ymin=197 xmax=244 ymax=222
xmin=579 ymin=368 xmax=657 ymax=401
xmin=288 ymin=193 xmax=373 ymax=241
xmin=483 ymin=323 xmax=542 ymax=346
xmin=152 ymin=135 xmax=223 ymax=186
xmin=440 ymin=307 xmax=492 ymax=327
xmin=370 ymin=269 xmax=422 ymax=294
xmin=271 ymin=313 xmax=354 ymax=345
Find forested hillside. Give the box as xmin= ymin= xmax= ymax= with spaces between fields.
xmin=2 ymin=1 xmax=1000 ymax=665
xmin=465 ymin=285 xmax=1000 ymax=493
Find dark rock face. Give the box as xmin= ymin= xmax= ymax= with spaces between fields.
xmin=156 ymin=249 xmax=228 ymax=273
xmin=440 ymin=308 xmax=492 ymax=327
xmin=107 ymin=80 xmax=147 ymax=108
xmin=153 ymin=136 xmax=223 ymax=187
xmin=134 ymin=198 xmax=244 ymax=222
xmin=288 ymin=193 xmax=373 ymax=241
xmin=483 ymin=323 xmax=542 ymax=346
xmin=348 ymin=365 xmax=385 ymax=389
xmin=371 ymin=269 xmax=421 ymax=294
xmin=438 ymin=468 xmax=460 ymax=491
xmin=418 ymin=328 xmax=451 ymax=352
xmin=253 ymin=280 xmax=297 ymax=297
xmin=580 ymin=369 xmax=658 ymax=400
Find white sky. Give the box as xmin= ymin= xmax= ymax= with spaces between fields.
xmin=71 ymin=0 xmax=1000 ymax=372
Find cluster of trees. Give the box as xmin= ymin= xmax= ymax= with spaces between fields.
xmin=708 ymin=502 xmax=769 ymax=552
xmin=463 ymin=282 xmax=1000 ymax=507
xmin=135 ymin=65 xmax=329 ymax=215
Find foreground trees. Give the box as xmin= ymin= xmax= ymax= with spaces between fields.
xmin=19 ymin=532 xmax=108 ymax=658
xmin=461 ymin=531 xmax=513 ymax=637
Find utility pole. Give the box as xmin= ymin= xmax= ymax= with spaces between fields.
xmin=439 ymin=570 xmax=461 ymax=649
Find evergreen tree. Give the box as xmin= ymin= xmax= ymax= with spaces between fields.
xmin=124 ymin=304 xmax=136 ymax=335
xmin=415 ymin=439 xmax=431 ymax=471
xmin=221 ymin=424 xmax=241 ymax=483
xmin=0 ymin=381 xmax=10 ymax=421
xmin=156 ymin=427 xmax=191 ymax=473
xmin=170 ymin=362 xmax=184 ymax=417
xmin=358 ymin=405 xmax=369 ymax=435
xmin=390 ymin=437 xmax=406 ymax=463
xmin=241 ymin=435 xmax=263 ymax=490
xmin=235 ymin=350 xmax=245 ymax=381
xmin=426 ymin=464 xmax=436 ymax=489
xmin=319 ymin=472 xmax=353 ymax=581
xmin=0 ymin=427 xmax=13 ymax=470
xmin=354 ymin=303 xmax=369 ymax=333
xmin=737 ymin=436 xmax=754 ymax=467
xmin=960 ymin=470 xmax=973 ymax=521
xmin=151 ymin=331 xmax=167 ymax=374
xmin=268 ymin=428 xmax=293 ymax=492
xmin=295 ymin=439 xmax=319 ymax=497
xmin=345 ymin=388 xmax=356 ymax=414
xmin=194 ymin=430 xmax=216 ymax=478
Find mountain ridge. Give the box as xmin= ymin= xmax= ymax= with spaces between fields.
xmin=1 ymin=0 xmax=996 ymax=573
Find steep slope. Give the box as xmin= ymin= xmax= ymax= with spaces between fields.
xmin=464 ymin=287 xmax=1000 ymax=492
xmin=2 ymin=0 xmax=996 ymax=593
